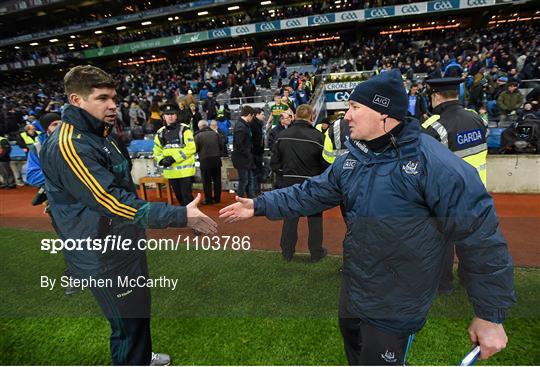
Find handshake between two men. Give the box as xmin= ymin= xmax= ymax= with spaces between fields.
xmin=188 ymin=195 xmax=255 ymax=235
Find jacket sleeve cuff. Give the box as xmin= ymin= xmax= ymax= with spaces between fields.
xmin=474 ymin=305 xmax=507 ymax=324
xmin=253 ymin=197 xmax=266 ymax=217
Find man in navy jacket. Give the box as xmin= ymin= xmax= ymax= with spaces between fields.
xmin=41 ymin=65 xmax=217 ymax=366
xmin=220 ymin=70 xmax=514 ymax=365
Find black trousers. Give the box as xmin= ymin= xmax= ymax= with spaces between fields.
xmin=439 ymin=244 xmax=455 ymax=291
xmin=280 ymin=213 xmax=324 ymax=259
xmin=169 ymin=177 xmax=194 ymax=206
xmin=89 ymin=255 xmax=152 ymax=365
xmin=201 ymin=166 xmax=221 ymax=203
xmin=339 ymin=285 xmax=414 ymax=365
xmin=0 ymin=162 xmax=15 ymax=186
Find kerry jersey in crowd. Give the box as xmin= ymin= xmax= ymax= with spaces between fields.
xmin=270 ymin=103 xmax=289 ymax=126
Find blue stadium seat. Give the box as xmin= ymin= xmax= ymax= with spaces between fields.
xmin=128 ymin=139 xmax=154 ymax=158
xmin=9 ymin=144 xmax=27 ymax=161
xmin=487 ymin=128 xmax=505 ymax=149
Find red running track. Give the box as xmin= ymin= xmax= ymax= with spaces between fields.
xmin=1 ymin=186 xmax=538 ymax=267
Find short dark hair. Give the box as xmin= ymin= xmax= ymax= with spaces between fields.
xmin=64 ymin=65 xmax=115 ymax=98
xmin=240 ymin=105 xmax=255 ymax=117
xmin=253 ymin=107 xmax=263 ymax=115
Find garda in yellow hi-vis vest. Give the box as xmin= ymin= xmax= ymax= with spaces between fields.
xmin=421 ymin=101 xmax=487 ymax=186
xmin=20 ymin=130 xmax=40 ymax=146
xmin=322 ymin=118 xmax=350 ymax=164
xmin=153 ymin=123 xmax=196 ymax=179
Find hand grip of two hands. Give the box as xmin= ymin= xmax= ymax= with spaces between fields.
xmin=186 ymin=195 xmax=254 ymax=234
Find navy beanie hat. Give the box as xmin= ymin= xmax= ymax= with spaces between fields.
xmin=349 ymin=70 xmax=408 ymax=122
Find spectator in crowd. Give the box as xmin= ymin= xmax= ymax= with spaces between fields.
xmin=147 ymin=100 xmax=162 ymax=133
xmin=267 ymin=109 xmax=293 ymax=153
xmin=0 ymin=129 xmax=15 ymax=189
xmin=251 ymin=108 xmax=266 ymax=195
xmin=26 ymin=112 xmax=62 ymax=188
xmin=407 ymin=82 xmax=427 ymax=122
xmin=242 ymin=78 xmax=256 ymax=103
xmin=195 ymin=119 xmax=222 ymax=205
xmin=497 ymin=81 xmax=524 ymax=124
xmin=17 ymin=123 xmax=40 ymax=155
xmin=269 ymin=104 xmax=329 ymax=262
xmin=295 ymin=83 xmax=310 ymax=108
xmin=216 ymin=109 xmax=231 ymax=137
xmin=267 ymin=93 xmax=289 ymax=129
xmin=119 ymin=98 xmax=131 ymax=129
xmin=202 ymin=91 xmax=219 ymax=120
xmin=232 ymin=105 xmax=256 ymax=199
xmin=230 ymin=85 xmax=243 ymax=104
xmin=188 ymin=103 xmax=202 ymax=133
xmin=129 ymin=100 xmax=146 ymax=127
xmin=210 ymin=119 xmax=228 ymax=157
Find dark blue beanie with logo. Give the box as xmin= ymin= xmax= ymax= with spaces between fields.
xmin=349 ymin=70 xmax=408 ymax=122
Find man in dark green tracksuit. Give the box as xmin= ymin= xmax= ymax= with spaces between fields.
xmin=41 ymin=65 xmax=217 ymax=366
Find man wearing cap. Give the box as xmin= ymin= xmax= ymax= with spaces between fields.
xmin=153 ymin=103 xmax=196 ymax=206
xmin=220 ymin=70 xmax=514 ymax=365
xmin=423 ymin=77 xmax=489 ymax=294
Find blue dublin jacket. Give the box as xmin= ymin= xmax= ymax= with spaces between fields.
xmin=254 ymin=119 xmax=515 ymax=334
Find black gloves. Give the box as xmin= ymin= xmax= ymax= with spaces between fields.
xmin=160 ymin=156 xmax=175 ymax=167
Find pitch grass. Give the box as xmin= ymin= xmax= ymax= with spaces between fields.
xmin=0 ymin=228 xmax=539 ymax=365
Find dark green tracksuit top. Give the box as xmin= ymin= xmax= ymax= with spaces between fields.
xmin=41 ymin=105 xmax=187 ymax=276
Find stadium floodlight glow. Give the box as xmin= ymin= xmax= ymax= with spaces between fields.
xmin=95 ymin=30 xmax=103 ymax=34
xmin=49 ymin=38 xmax=59 ymax=43
xmin=168 ymin=17 xmax=173 ymax=21
xmin=14 ymin=46 xmax=20 ymax=49
xmin=174 ymin=16 xmax=179 ymax=19
xmin=30 ymin=42 xmax=39 ymax=46
xmin=70 ymin=35 xmax=76 ymax=38
xmin=116 ymin=26 xmax=127 ymax=30
xmin=67 ymin=43 xmax=74 ymax=46
xmin=261 ymin=1 xmax=271 ymax=5
xmin=69 ymin=47 xmax=75 ymax=50
xmin=228 ymin=6 xmax=239 ymax=10
xmin=198 ymin=11 xmax=208 ymax=15
xmin=141 ymin=21 xmax=152 ymax=25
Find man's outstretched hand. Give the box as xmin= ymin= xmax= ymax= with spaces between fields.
xmin=186 ymin=193 xmax=218 ymax=234
xmin=218 ymin=196 xmax=254 ymax=223
xmin=468 ymin=317 xmax=508 ymax=360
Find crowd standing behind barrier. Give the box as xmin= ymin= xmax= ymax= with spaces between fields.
xmin=1 ymin=23 xmax=539 ymax=187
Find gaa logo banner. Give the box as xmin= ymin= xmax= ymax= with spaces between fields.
xmin=209 ymin=28 xmax=231 ymax=39
xmin=365 ymin=6 xmax=395 ymax=19
xmin=308 ymin=14 xmax=336 ymax=25
xmin=325 ymin=91 xmax=351 ymax=102
xmin=396 ymin=2 xmax=427 ymax=15
xmin=460 ymin=0 xmax=493 ymax=8
xmin=335 ymin=10 xmax=364 ymax=23
xmin=231 ymin=24 xmax=255 ymax=37
xmin=256 ymin=21 xmax=281 ymax=33
xmin=427 ymin=0 xmax=460 ymax=12
xmin=280 ymin=17 xmax=307 ymax=29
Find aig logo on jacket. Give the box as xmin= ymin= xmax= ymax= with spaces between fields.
xmin=343 ymin=159 xmax=357 ymax=169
